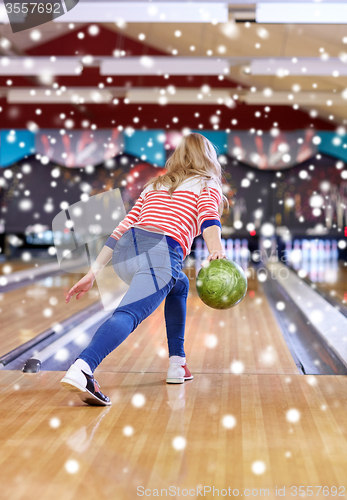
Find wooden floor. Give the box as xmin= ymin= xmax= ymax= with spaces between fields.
xmin=1 ymin=265 xmax=347 ymax=498
xmin=1 ymin=371 xmax=347 ymax=499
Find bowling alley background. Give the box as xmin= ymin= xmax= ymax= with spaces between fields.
xmin=1 ymin=127 xmax=347 ymax=262
xmin=0 ymin=26 xmax=347 ymax=263
xmin=1 ymin=21 xmax=347 ymax=370
xmin=2 ymin=10 xmax=347 ymax=500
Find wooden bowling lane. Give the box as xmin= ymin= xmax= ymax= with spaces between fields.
xmin=1 ymin=265 xmax=298 ymax=375
xmin=99 ymin=268 xmax=299 ymax=375
xmin=1 ymin=370 xmax=347 ymax=499
xmin=0 ymin=270 xmax=101 ymax=358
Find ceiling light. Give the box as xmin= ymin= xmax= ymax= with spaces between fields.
xmin=251 ymin=58 xmax=347 ymax=76
xmin=7 ymin=88 xmax=113 ymax=104
xmin=241 ymin=91 xmax=347 ymax=106
xmin=0 ymin=57 xmax=82 ymax=76
xmin=53 ymin=2 xmax=228 ymax=23
xmin=101 ymin=57 xmax=229 ymax=76
xmin=257 ymin=3 xmax=347 ymax=24
xmin=126 ymin=88 xmax=234 ymax=105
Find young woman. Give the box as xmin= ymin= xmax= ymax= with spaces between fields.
xmin=61 ymin=132 xmax=229 ymax=406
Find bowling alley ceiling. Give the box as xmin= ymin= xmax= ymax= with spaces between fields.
xmin=1 ymin=2 xmax=347 ymax=130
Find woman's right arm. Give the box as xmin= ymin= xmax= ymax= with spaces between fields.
xmin=197 ymin=183 xmax=226 ymax=262
xmin=202 ymin=225 xmax=226 ymax=261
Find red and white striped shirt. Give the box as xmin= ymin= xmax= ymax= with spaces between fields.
xmin=106 ymin=175 xmax=222 ymax=259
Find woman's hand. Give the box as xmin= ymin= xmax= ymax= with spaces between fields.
xmin=65 ymin=271 xmax=95 ymax=303
xmin=205 ymin=251 xmax=227 ymax=263
xmin=201 ymin=226 xmax=226 ymax=265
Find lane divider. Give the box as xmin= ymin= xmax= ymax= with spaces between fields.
xmin=268 ymin=262 xmax=347 ymax=369
xmin=22 ymin=291 xmax=126 ymax=373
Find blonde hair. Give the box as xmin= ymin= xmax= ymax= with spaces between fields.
xmin=144 ymin=132 xmax=229 ymax=216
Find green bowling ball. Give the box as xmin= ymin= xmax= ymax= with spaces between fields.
xmin=196 ymin=258 xmax=248 ymax=310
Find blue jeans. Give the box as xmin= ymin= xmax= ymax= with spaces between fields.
xmin=78 ymin=228 xmax=189 ymax=373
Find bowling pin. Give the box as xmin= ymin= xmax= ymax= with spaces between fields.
xmin=241 ymin=239 xmax=250 ymax=268
xmin=301 ymin=256 xmax=310 ymax=277
xmin=284 ymin=240 xmax=292 ymax=264
xmin=302 ymin=239 xmax=310 ymax=262
xmin=317 ymin=240 xmax=325 ymax=282
xmin=234 ymin=239 xmax=241 ymax=263
xmin=309 ymin=259 xmax=318 ymax=283
xmin=318 ymin=239 xmax=325 ymax=263
xmin=226 ymin=239 xmax=234 ymax=261
xmin=195 ymin=238 xmax=202 ymax=263
xmin=310 ymin=239 xmax=318 ymax=263
xmin=195 ymin=238 xmax=203 ymax=274
xmin=202 ymin=241 xmax=209 ymax=260
xmin=291 ymin=239 xmax=302 ymax=270
xmin=325 ymin=240 xmax=331 ymax=262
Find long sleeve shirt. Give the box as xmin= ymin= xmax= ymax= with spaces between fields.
xmin=105 ymin=175 xmax=223 ymax=259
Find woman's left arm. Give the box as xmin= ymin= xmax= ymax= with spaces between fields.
xmin=66 ymin=192 xmax=145 ymax=302
xmin=87 ymin=245 xmax=114 ymax=280
xmin=66 ymin=245 xmax=114 ymax=303
xmin=91 ymin=191 xmax=145 ymax=274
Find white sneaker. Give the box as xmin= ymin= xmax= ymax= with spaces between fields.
xmin=61 ymin=365 xmax=111 ymax=406
xmin=166 ymin=357 xmax=194 ymax=384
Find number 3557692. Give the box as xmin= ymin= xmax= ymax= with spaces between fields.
xmin=5 ymin=3 xmax=63 ymax=14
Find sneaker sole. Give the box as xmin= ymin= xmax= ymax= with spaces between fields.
xmin=166 ymin=375 xmax=194 ymax=384
xmin=61 ymin=378 xmax=112 ymax=407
